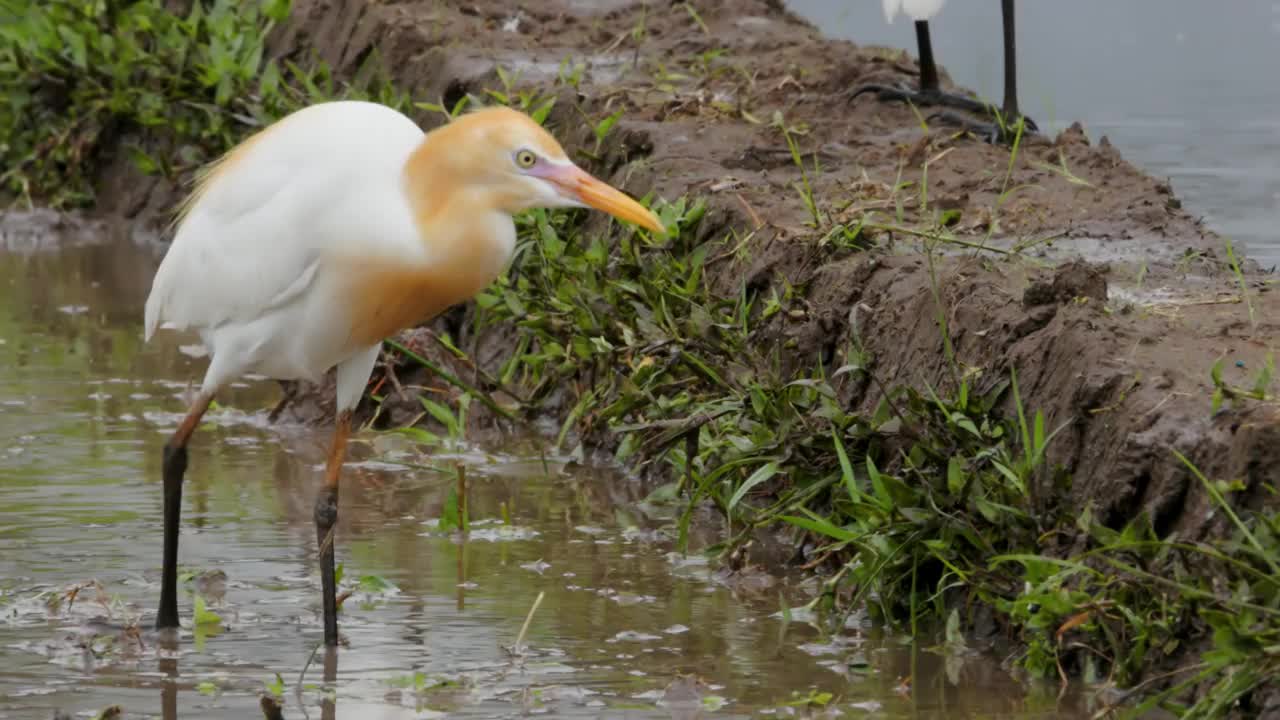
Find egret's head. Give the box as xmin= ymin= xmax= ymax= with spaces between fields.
xmin=415 ymin=106 xmax=664 ymax=233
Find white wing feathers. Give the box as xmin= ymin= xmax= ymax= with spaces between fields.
xmin=143 ymin=101 xmax=425 ymax=342
xmin=144 ymin=165 xmax=322 ymax=341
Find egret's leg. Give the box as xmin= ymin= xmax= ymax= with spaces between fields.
xmin=850 ymin=20 xmax=988 ymax=114
xmin=991 ymin=0 xmax=1038 ymax=136
xmin=849 ymin=14 xmax=1037 ymax=140
xmin=914 ymin=20 xmax=939 ymax=96
xmin=926 ymin=2 xmax=1040 ymax=153
xmin=157 ymin=392 xmax=214 ymax=630
xmin=1000 ymin=0 xmax=1021 ymax=124
xmin=849 ymin=82 xmax=998 ymax=118
xmin=321 ymin=646 xmax=339 ymax=720
xmin=159 ymin=634 xmax=179 ymax=719
xmin=315 ymin=410 xmax=352 ymax=647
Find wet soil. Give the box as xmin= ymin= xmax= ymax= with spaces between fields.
xmin=72 ymin=0 xmax=1280 ymax=709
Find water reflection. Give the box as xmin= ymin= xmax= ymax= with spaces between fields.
xmin=0 ymin=216 xmax=1103 ymax=717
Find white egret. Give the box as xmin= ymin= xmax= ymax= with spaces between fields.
xmin=144 ymin=101 xmax=664 ymax=646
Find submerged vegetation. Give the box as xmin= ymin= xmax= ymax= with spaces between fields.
xmin=3 ymin=0 xmax=1278 ymax=716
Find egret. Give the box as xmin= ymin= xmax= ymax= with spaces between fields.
xmin=144 ymin=101 xmax=664 ymax=646
xmin=852 ymin=0 xmax=1037 ymax=140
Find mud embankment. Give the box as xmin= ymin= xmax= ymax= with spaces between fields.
xmin=82 ymin=0 xmax=1278 ymax=709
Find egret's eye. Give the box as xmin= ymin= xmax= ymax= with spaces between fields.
xmin=514 ymin=150 xmax=538 ymax=169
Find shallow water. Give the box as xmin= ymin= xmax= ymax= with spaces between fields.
xmin=0 ymin=216 xmax=1101 ymax=718
xmin=786 ymin=0 xmax=1280 ymax=269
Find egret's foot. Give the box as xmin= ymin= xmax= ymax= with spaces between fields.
xmin=156 ymin=443 xmax=187 ymax=631
xmin=927 ymin=108 xmax=1039 ymax=146
xmin=849 ymin=83 xmax=996 ymax=118
xmin=314 ymin=486 xmax=340 ymax=647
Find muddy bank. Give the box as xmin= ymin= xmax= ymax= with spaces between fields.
xmin=76 ymin=0 xmax=1278 ymax=711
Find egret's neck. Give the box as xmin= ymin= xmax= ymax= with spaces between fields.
xmin=401 ymin=143 xmax=516 ymax=294
xmin=403 ymin=134 xmax=519 ymax=226
xmin=335 ymin=132 xmax=524 ymax=351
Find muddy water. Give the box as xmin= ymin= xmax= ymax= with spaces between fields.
xmin=0 ymin=215 xmax=1094 ymax=718
xmin=787 ymin=0 xmax=1280 ymax=269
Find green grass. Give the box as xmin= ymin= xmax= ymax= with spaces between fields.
xmin=1223 ymin=237 xmax=1257 ymax=334
xmin=0 ymin=0 xmax=408 ymax=209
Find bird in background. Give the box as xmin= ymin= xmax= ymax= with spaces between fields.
xmin=144 ymin=100 xmax=664 ymax=647
xmin=851 ymin=0 xmax=1037 ymax=142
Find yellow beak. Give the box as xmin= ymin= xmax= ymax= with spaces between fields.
xmin=558 ymin=168 xmax=665 ymax=234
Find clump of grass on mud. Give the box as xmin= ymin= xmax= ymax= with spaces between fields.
xmin=0 ymin=0 xmax=406 ymax=208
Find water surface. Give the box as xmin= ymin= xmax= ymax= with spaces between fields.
xmin=0 ymin=216 xmax=1099 ymax=718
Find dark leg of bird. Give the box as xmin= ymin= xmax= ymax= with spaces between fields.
xmin=1001 ymin=0 xmax=1019 ymax=121
xmin=320 ymin=646 xmax=339 ymax=720
xmin=999 ymin=0 xmax=1038 ymax=133
xmin=914 ymin=19 xmax=939 ymax=94
xmin=924 ymin=0 xmax=1038 ymax=146
xmin=314 ymin=410 xmax=352 ymax=647
xmin=848 ymin=20 xmax=1001 ymax=120
xmin=157 ymin=392 xmax=214 ymax=631
xmin=158 ymin=634 xmax=179 ymax=720
xmin=848 ymin=21 xmax=941 ymax=105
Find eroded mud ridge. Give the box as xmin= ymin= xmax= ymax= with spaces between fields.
xmin=98 ymin=0 xmax=1277 ymax=712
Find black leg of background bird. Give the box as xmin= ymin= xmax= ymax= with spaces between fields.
xmin=915 ymin=19 xmax=940 ymax=94
xmin=999 ymin=0 xmax=1037 ymax=133
xmin=925 ymin=109 xmax=1018 ymax=144
xmin=849 ymin=20 xmax=997 ymax=119
xmin=1001 ymin=0 xmax=1020 ymax=121
xmin=314 ymin=410 xmax=352 ymax=647
xmin=157 ymin=393 xmax=213 ymax=631
xmin=847 ymin=21 xmax=940 ymax=106
xmin=925 ymin=0 xmax=1037 ymax=145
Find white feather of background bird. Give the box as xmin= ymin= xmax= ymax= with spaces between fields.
xmin=882 ymin=0 xmax=946 ymax=24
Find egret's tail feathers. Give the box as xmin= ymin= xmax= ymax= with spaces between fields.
xmin=168 ymin=150 xmax=232 ymax=233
